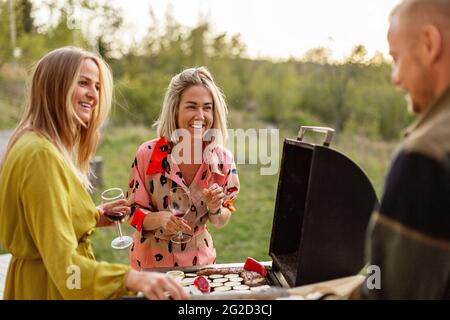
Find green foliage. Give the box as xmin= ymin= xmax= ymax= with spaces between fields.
xmin=0 ymin=71 xmax=26 ymax=130
xmin=0 ymin=0 xmax=408 ymax=264
xmin=0 ymin=1 xmax=13 ymax=67
xmin=0 ymin=0 xmax=409 ymax=142
xmin=113 ymin=70 xmax=170 ymax=126
xmin=247 ymin=61 xmax=302 ymax=124
xmin=89 ymin=115 xmax=394 ymax=264
xmin=90 ymin=125 xmax=277 ymax=263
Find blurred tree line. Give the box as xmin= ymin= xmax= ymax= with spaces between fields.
xmin=0 ymin=0 xmax=411 ymax=140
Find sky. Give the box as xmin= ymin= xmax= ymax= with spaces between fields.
xmin=108 ymin=0 xmax=401 ymax=60
xmin=32 ymin=0 xmax=401 ymax=61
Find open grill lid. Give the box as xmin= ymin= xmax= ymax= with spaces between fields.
xmin=269 ymin=126 xmax=379 ymax=287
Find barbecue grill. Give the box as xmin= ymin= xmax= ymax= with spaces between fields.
xmin=141 ymin=126 xmax=379 ymax=298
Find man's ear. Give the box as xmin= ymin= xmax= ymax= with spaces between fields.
xmin=421 ymin=24 xmax=442 ymax=65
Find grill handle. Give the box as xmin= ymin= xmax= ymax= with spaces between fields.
xmin=297 ymin=126 xmax=335 ymax=147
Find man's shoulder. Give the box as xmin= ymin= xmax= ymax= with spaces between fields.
xmin=380 ymin=148 xmax=450 ymax=241
xmin=404 ymin=104 xmax=450 ymax=163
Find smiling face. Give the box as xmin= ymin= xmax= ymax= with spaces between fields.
xmin=177 ymin=85 xmax=214 ymax=140
xmin=72 ymin=58 xmax=100 ymax=124
xmin=388 ymin=17 xmax=435 ymax=114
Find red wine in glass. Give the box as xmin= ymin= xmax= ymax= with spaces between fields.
xmin=105 ymin=211 xmax=125 ymax=221
xmin=172 ymin=210 xmax=185 ymax=218
xmin=101 ymin=187 xmax=133 ymax=250
xmin=169 ymin=187 xmax=192 ymax=244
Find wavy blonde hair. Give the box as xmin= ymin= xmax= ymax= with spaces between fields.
xmin=155 ymin=66 xmax=229 ymax=144
xmin=1 ymin=46 xmax=113 ymax=190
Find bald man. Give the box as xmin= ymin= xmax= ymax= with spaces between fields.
xmin=351 ymin=0 xmax=450 ymax=299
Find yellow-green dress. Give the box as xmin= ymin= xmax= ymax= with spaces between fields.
xmin=0 ymin=132 xmax=131 ymax=299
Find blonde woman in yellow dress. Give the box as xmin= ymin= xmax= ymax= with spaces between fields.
xmin=0 ymin=47 xmax=188 ymax=300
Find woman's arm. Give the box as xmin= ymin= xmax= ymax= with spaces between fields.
xmin=125 ymin=269 xmax=189 ymax=300
xmin=23 ymin=148 xmax=130 ymax=299
xmin=203 ymin=183 xmax=233 ymax=228
xmin=208 ymin=207 xmax=232 ymax=228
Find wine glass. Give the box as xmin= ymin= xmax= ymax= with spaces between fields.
xmin=101 ymin=187 xmax=133 ymax=250
xmin=169 ymin=187 xmax=192 ymax=244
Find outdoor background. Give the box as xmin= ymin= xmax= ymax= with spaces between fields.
xmin=0 ymin=0 xmax=408 ymax=264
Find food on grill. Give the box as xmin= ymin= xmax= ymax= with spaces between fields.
xmin=213 ymin=285 xmax=231 ymax=292
xmin=231 ymin=277 xmax=243 ymax=282
xmin=243 ymin=257 xmax=267 ymax=277
xmin=240 ymin=270 xmax=266 ymax=287
xmin=240 ymin=270 xmax=261 ymax=282
xmin=233 ymin=285 xmax=250 ymax=290
xmin=224 ymin=281 xmax=242 ymax=287
xmin=180 ymin=277 xmax=196 ymax=286
xmin=244 ymin=277 xmax=266 ymax=287
xmin=197 ymin=267 xmax=244 ymax=276
xmin=209 ymin=282 xmax=225 ymax=288
xmin=193 ymin=275 xmax=210 ymax=293
xmin=167 ymin=262 xmax=269 ymax=295
xmin=185 ymin=273 xmax=197 ymax=277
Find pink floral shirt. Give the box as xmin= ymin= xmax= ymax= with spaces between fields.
xmin=126 ymin=137 xmax=239 ymax=269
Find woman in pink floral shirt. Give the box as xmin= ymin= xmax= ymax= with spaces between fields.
xmin=126 ymin=67 xmax=240 ymax=270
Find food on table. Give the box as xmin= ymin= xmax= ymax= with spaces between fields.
xmin=233 ymin=285 xmax=250 ymax=290
xmin=184 ymin=273 xmax=197 ymax=277
xmin=209 ymin=282 xmax=225 ymax=288
xmin=224 ymin=281 xmax=242 ymax=287
xmin=244 ymin=277 xmax=266 ymax=287
xmin=168 ymin=261 xmax=269 ymax=295
xmin=213 ymin=285 xmax=231 ymax=292
xmin=197 ymin=267 xmax=244 ymax=276
xmin=193 ymin=275 xmax=211 ymax=293
xmin=243 ymin=257 xmax=267 ymax=277
xmin=166 ymin=270 xmax=185 ymax=280
xmin=180 ymin=277 xmax=196 ymax=286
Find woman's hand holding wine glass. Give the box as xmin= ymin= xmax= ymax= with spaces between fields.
xmin=96 ymin=198 xmax=130 ymax=227
xmin=168 ymin=187 xmax=193 ymax=244
xmin=159 ymin=211 xmax=191 ymax=235
xmin=100 ymin=187 xmax=133 ymax=250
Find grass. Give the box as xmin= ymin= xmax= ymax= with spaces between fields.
xmin=0 ymin=107 xmax=396 ymax=263
xmin=0 ymin=69 xmax=400 ymax=263
xmin=90 ymin=112 xmax=396 ymax=265
xmin=91 ymin=123 xmax=280 ymax=264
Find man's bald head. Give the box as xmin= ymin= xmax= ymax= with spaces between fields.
xmin=387 ymin=0 xmax=450 ymax=114
xmin=390 ymin=0 xmax=450 ymax=38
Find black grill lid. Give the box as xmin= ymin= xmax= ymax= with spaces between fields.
xmin=269 ymin=126 xmax=378 ymax=287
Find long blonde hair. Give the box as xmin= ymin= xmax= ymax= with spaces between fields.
xmin=0 ymin=46 xmax=113 ymax=190
xmin=155 ymin=66 xmax=229 ymax=144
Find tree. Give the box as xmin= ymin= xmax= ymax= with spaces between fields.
xmin=14 ymin=0 xmax=34 ymax=35
xmin=187 ymin=22 xmax=208 ymax=66
xmin=0 ymin=1 xmax=13 ymax=67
